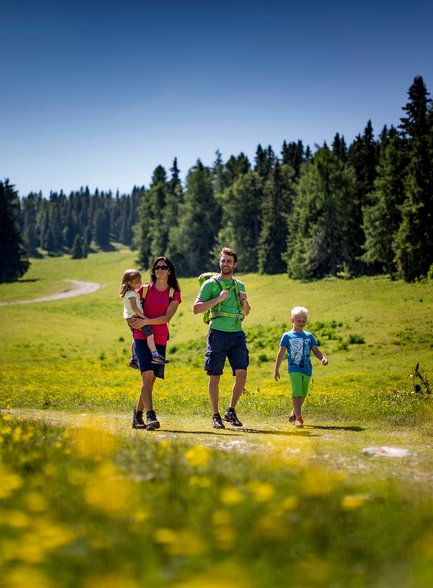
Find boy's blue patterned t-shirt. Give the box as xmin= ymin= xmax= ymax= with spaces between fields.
xmin=280 ymin=330 xmax=317 ymax=376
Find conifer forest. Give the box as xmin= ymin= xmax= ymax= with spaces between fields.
xmin=2 ymin=75 xmax=433 ymax=282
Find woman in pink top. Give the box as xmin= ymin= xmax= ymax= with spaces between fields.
xmin=127 ymin=256 xmax=181 ymax=430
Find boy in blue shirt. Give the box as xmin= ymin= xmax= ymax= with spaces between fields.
xmin=274 ymin=306 xmax=328 ymax=428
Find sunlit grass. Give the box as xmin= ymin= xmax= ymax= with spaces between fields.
xmin=1 ymin=251 xmax=433 ymax=586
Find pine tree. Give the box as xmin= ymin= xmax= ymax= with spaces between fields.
xmin=394 ymin=76 xmax=433 ymax=280
xmin=0 ymin=180 xmax=30 ymax=282
xmin=134 ymin=187 xmax=152 ymax=268
xmin=254 ymin=145 xmax=275 ymax=179
xmin=257 ymin=163 xmax=295 ymax=274
xmin=347 ymin=120 xmax=379 ymax=273
xmin=71 ymin=234 xmax=85 ymax=259
xmin=332 ymin=133 xmax=348 ymax=162
xmin=94 ymin=208 xmax=111 ymax=250
xmin=213 ymin=170 xmax=264 ymax=272
xmin=286 ymin=147 xmax=355 ymax=279
xmin=362 ymin=134 xmax=408 ymax=274
xmin=167 ymin=160 xmax=219 ymax=276
xmin=281 ymin=140 xmax=305 ymax=177
xmin=22 ymin=193 xmax=41 ymax=256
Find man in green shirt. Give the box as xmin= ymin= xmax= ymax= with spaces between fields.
xmin=193 ymin=247 xmax=251 ymax=429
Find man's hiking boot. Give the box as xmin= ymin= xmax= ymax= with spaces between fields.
xmin=223 ymin=407 xmax=243 ymax=427
xmin=294 ymin=415 xmax=304 ymax=428
xmin=129 ymin=356 xmax=139 ymax=369
xmin=151 ymin=353 xmax=169 ymax=364
xmin=212 ymin=413 xmax=225 ymax=429
xmin=146 ymin=409 xmax=160 ymax=430
xmin=132 ymin=409 xmax=146 ymax=429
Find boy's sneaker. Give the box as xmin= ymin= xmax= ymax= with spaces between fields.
xmin=146 ymin=409 xmax=160 ymax=430
xmin=294 ymin=415 xmax=304 ymax=428
xmin=151 ymin=353 xmax=169 ymax=365
xmin=223 ymin=407 xmax=243 ymax=427
xmin=129 ymin=356 xmax=139 ymax=369
xmin=212 ymin=413 xmax=225 ymax=429
xmin=289 ymin=413 xmax=296 ymax=425
xmin=132 ymin=409 xmax=146 ymax=429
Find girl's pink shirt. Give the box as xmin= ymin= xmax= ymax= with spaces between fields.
xmin=133 ymin=283 xmax=181 ymax=345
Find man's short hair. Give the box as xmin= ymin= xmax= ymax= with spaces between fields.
xmin=220 ymin=247 xmax=237 ymax=263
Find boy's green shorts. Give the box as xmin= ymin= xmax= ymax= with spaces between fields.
xmin=289 ymin=372 xmax=311 ymax=398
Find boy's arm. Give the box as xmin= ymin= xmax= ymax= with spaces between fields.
xmin=312 ymin=345 xmax=328 ymax=366
xmin=273 ymin=346 xmax=286 ymax=381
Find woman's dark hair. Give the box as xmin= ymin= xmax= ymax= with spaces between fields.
xmin=150 ymin=256 xmax=180 ymax=291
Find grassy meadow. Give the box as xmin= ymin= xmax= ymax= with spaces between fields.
xmin=1 ymin=249 xmax=433 ymax=587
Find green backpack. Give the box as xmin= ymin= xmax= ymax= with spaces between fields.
xmin=198 ymin=272 xmax=244 ymax=325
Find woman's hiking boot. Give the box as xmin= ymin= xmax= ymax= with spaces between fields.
xmin=132 ymin=409 xmax=146 ymax=429
xmin=146 ymin=410 xmax=160 ymax=430
xmin=212 ymin=413 xmax=225 ymax=429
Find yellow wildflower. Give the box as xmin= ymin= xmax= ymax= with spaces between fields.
xmin=341 ymin=494 xmax=368 ymax=510
xmin=185 ymin=445 xmax=211 ymax=467
xmin=0 ymin=462 xmax=22 ymax=499
xmin=247 ymin=480 xmax=275 ymax=502
xmin=220 ymin=486 xmax=245 ymax=505
xmin=189 ymin=475 xmax=211 ymax=488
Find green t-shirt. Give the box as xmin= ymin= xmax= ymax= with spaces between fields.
xmin=198 ymin=276 xmax=246 ymax=332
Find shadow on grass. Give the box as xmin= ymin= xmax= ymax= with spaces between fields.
xmin=309 ymin=424 xmax=365 ymax=432
xmin=158 ymin=429 xmax=244 ymax=436
xmin=241 ymin=427 xmax=319 ymax=437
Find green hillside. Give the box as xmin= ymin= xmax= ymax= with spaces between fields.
xmin=1 ymin=250 xmax=432 ymax=423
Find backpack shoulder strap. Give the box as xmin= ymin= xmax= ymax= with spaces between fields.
xmin=140 ymin=284 xmax=150 ymax=304
xmin=213 ymin=276 xmax=226 ymax=290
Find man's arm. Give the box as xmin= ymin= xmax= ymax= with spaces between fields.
xmin=239 ymin=291 xmax=250 ymax=317
xmin=192 ymin=289 xmax=228 ymax=314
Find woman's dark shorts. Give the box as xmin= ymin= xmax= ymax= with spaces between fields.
xmin=204 ymin=329 xmax=249 ymax=376
xmin=134 ymin=338 xmax=166 ymax=379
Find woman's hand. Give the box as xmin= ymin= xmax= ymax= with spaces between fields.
xmin=127 ymin=316 xmax=147 ymax=329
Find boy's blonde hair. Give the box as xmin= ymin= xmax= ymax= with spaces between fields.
xmin=120 ymin=269 xmax=142 ymax=297
xmin=291 ymin=306 xmax=308 ymax=318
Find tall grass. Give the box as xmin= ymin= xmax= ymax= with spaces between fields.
xmin=1 ymin=413 xmax=432 ymax=587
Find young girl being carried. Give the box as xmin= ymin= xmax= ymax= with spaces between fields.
xmin=120 ymin=269 xmax=168 ymax=366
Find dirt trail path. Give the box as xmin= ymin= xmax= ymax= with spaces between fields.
xmin=0 ymin=280 xmax=100 ymax=306
xmin=9 ymin=409 xmax=433 ymax=489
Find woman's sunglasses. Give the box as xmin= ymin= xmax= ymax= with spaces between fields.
xmin=154 ymin=265 xmax=169 ymax=271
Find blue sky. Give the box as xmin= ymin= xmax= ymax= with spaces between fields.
xmin=1 ymin=0 xmax=432 ymax=196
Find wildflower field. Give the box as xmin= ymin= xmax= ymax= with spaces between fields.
xmin=1 ymin=250 xmax=433 ymax=587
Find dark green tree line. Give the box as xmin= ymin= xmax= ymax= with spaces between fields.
xmin=14 ymin=75 xmax=433 ymax=282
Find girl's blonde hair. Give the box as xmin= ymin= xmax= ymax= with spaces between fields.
xmin=291 ymin=306 xmax=308 ymax=318
xmin=120 ymin=269 xmax=142 ymax=297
